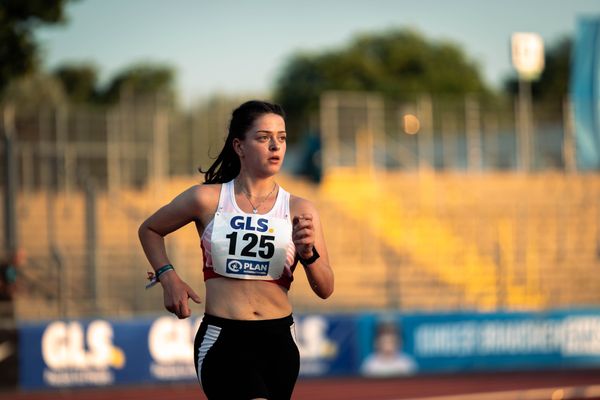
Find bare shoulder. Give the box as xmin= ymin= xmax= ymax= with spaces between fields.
xmin=289 ymin=194 xmax=318 ymax=216
xmin=189 ymin=183 xmax=220 ymax=202
xmin=186 ymin=183 xmax=220 ymax=211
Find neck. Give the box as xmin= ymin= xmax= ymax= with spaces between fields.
xmin=234 ymin=173 xmax=276 ymax=197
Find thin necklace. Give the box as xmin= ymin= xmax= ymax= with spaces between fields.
xmin=240 ymin=182 xmax=277 ymax=214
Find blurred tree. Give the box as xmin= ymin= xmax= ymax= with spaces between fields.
xmin=504 ymin=36 xmax=571 ymax=117
xmin=0 ymin=0 xmax=74 ymax=95
xmin=98 ymin=63 xmax=177 ymax=106
xmin=274 ymin=28 xmax=491 ymax=137
xmin=53 ymin=63 xmax=99 ymax=104
xmin=3 ymin=73 xmax=65 ymax=110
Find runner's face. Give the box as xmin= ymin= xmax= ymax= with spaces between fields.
xmin=236 ymin=113 xmax=286 ymax=177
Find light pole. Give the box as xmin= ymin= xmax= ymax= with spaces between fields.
xmin=511 ymin=32 xmax=545 ymax=172
xmin=2 ymin=105 xmax=17 ymax=254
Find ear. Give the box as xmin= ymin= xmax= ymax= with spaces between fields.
xmin=233 ymin=138 xmax=244 ymax=158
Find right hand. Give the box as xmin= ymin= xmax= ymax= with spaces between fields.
xmin=159 ymin=271 xmax=202 ymax=319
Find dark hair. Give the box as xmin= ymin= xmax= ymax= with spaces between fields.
xmin=200 ymin=100 xmax=285 ymax=184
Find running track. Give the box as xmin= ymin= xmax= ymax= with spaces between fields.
xmin=5 ymin=369 xmax=600 ymax=400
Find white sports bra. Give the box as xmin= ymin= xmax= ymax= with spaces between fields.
xmin=201 ymin=180 xmax=298 ymax=289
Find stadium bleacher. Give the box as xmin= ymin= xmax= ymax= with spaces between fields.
xmin=6 ymin=170 xmax=600 ymax=319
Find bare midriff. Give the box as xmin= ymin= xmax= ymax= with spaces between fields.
xmin=205 ymin=278 xmax=292 ymax=320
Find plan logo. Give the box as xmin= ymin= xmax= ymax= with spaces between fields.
xmin=226 ymin=258 xmax=269 ymax=276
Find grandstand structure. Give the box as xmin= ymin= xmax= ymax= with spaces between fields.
xmin=1 ymin=170 xmax=598 ymax=319
xmin=1 ymin=92 xmax=599 ymax=320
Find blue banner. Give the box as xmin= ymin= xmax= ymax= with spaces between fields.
xmin=571 ymin=17 xmax=600 ymax=170
xmin=357 ymin=310 xmax=600 ymax=376
xmin=19 ymin=316 xmax=203 ymax=389
xmin=18 ymin=314 xmax=357 ymax=390
xmin=18 ymin=310 xmax=600 ymax=389
xmin=294 ymin=314 xmax=358 ymax=376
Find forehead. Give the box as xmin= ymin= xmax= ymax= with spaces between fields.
xmin=250 ymin=113 xmax=285 ymax=132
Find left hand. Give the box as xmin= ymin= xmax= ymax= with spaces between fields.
xmin=292 ymin=214 xmax=315 ymax=259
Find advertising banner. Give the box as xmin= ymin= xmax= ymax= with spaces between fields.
xmin=18 ymin=313 xmax=357 ymax=390
xmin=571 ymin=17 xmax=600 ymax=170
xmin=357 ymin=310 xmax=600 ymax=376
xmin=0 ymin=324 xmax=18 ymax=388
xmin=19 ymin=310 xmax=600 ymax=389
xmin=295 ymin=314 xmax=358 ymax=376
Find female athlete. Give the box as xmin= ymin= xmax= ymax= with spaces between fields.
xmin=138 ymin=100 xmax=334 ymax=399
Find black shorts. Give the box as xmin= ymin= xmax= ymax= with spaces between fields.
xmin=194 ymin=313 xmax=300 ymax=400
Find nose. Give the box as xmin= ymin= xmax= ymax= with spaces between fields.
xmin=269 ymin=138 xmax=280 ymax=151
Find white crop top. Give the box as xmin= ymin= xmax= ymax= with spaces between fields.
xmin=201 ymin=180 xmax=298 ymax=289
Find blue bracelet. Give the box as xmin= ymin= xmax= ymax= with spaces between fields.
xmin=145 ymin=264 xmax=174 ymax=289
xmin=156 ymin=264 xmax=174 ymax=279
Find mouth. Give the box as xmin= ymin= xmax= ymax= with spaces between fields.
xmin=268 ymin=156 xmax=281 ymax=163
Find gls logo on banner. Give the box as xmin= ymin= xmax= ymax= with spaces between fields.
xmin=41 ymin=320 xmax=125 ymax=386
xmin=294 ymin=316 xmax=339 ymax=375
xmin=148 ymin=316 xmax=201 ymax=381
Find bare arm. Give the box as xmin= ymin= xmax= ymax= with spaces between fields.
xmin=138 ymin=185 xmax=214 ymax=318
xmin=291 ymin=197 xmax=334 ymax=299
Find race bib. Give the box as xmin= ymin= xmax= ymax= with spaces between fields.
xmin=211 ymin=211 xmax=292 ymax=280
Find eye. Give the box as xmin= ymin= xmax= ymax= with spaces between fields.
xmin=257 ymin=135 xmax=268 ymax=142
xmin=278 ymin=135 xmax=287 ymax=142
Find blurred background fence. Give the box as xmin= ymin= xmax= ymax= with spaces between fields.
xmin=1 ymin=91 xmax=598 ymax=321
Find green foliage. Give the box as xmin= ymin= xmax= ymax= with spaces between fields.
xmin=50 ymin=61 xmax=177 ymax=106
xmin=98 ymin=63 xmax=176 ymax=105
xmin=53 ymin=63 xmax=99 ymax=103
xmin=3 ymin=73 xmax=66 ymax=109
xmin=274 ymin=28 xmax=490 ymax=135
xmin=0 ymin=0 xmax=73 ymax=95
xmin=0 ymin=0 xmax=175 ymax=107
xmin=535 ymin=38 xmax=571 ymax=103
